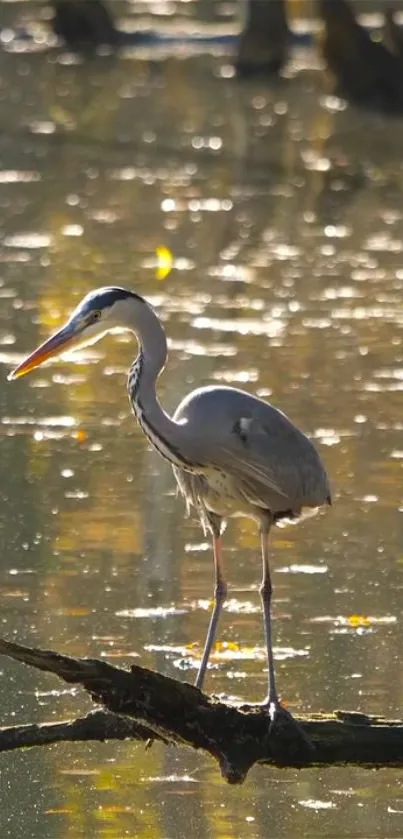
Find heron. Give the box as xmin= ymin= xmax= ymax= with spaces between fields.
xmin=8 ymin=287 xmax=331 ymax=726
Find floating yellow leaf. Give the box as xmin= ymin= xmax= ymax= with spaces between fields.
xmin=347 ymin=614 xmax=371 ymax=628
xmin=215 ymin=641 xmax=240 ymax=652
xmin=74 ymin=429 xmax=87 ymax=443
xmin=311 ymin=614 xmax=396 ymax=627
xmin=156 ymin=245 xmax=173 ymax=280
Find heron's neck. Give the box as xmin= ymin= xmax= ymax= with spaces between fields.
xmin=127 ymin=302 xmax=193 ymax=470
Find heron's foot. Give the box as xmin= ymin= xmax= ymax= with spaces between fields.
xmin=264 ymin=699 xmax=315 ymax=761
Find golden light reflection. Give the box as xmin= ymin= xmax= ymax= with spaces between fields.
xmin=2 ymin=12 xmax=403 ymax=836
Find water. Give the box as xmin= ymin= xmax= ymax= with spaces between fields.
xmin=0 ymin=2 xmax=403 ymax=837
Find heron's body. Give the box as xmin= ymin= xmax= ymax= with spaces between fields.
xmin=171 ymin=385 xmax=329 ymax=529
xmin=9 ymin=286 xmax=331 ymax=728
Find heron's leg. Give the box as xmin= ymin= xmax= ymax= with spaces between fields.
xmin=260 ymin=522 xmax=280 ymax=716
xmin=195 ymin=529 xmax=227 ymax=691
xmin=259 ymin=524 xmax=314 ymax=756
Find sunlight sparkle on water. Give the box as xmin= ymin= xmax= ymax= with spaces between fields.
xmin=210 ymin=644 xmax=309 ymax=662
xmin=145 ymin=775 xmax=198 ymax=784
xmin=224 ymin=599 xmax=261 ymax=614
xmin=184 ymin=542 xmax=210 ymax=553
xmin=116 ymin=606 xmax=187 ymax=618
xmin=212 ymin=369 xmax=259 ymax=384
xmin=62 ymin=225 xmax=83 ymax=237
xmin=192 ymin=316 xmax=285 ymax=337
xmin=2 ymin=415 xmax=76 ymax=427
xmin=145 ymin=644 xmax=195 ymax=655
xmin=208 ymin=264 xmax=255 ymax=283
xmin=29 ymin=121 xmax=56 ymax=135
xmin=313 ymin=428 xmax=341 ymax=446
xmin=3 ymin=233 xmax=51 ymax=248
xmin=169 ymin=339 xmax=236 ymax=358
xmin=0 ymin=170 xmax=41 ymax=183
xmin=277 ymin=564 xmax=328 ymax=575
xmin=299 ymin=800 xmax=336 ymax=811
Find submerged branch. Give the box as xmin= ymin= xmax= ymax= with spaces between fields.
xmin=0 ymin=637 xmax=403 ymax=784
xmin=0 ymin=709 xmax=167 ymax=752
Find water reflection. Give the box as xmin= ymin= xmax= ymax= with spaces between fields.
xmin=0 ymin=2 xmax=403 ymax=838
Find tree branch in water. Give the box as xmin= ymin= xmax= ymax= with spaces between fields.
xmin=0 ymin=637 xmax=402 ymax=784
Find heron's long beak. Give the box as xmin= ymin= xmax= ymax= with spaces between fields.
xmin=8 ymin=321 xmax=78 ymax=381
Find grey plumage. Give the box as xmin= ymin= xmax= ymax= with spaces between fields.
xmin=9 ymin=286 xmax=331 ymax=721
xmin=173 ymin=385 xmax=330 ymax=531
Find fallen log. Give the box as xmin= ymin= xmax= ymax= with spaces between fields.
xmin=0 ymin=636 xmax=402 ymax=784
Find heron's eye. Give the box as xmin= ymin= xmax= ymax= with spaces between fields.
xmin=91 ymin=310 xmax=102 ymax=322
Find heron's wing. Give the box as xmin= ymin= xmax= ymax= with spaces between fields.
xmin=201 ymin=411 xmax=330 ymax=512
xmin=201 ymin=415 xmax=305 ymax=508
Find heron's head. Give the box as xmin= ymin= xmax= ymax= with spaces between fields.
xmin=8 ymin=287 xmax=141 ymax=381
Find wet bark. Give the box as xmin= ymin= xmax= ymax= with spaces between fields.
xmin=235 ymin=0 xmax=289 ymax=77
xmin=1 ymin=637 xmax=403 ymax=784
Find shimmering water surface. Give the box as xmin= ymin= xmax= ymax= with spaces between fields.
xmin=0 ymin=2 xmax=403 ymax=837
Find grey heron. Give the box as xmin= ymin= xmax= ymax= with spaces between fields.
xmin=8 ymin=287 xmax=331 ymax=724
